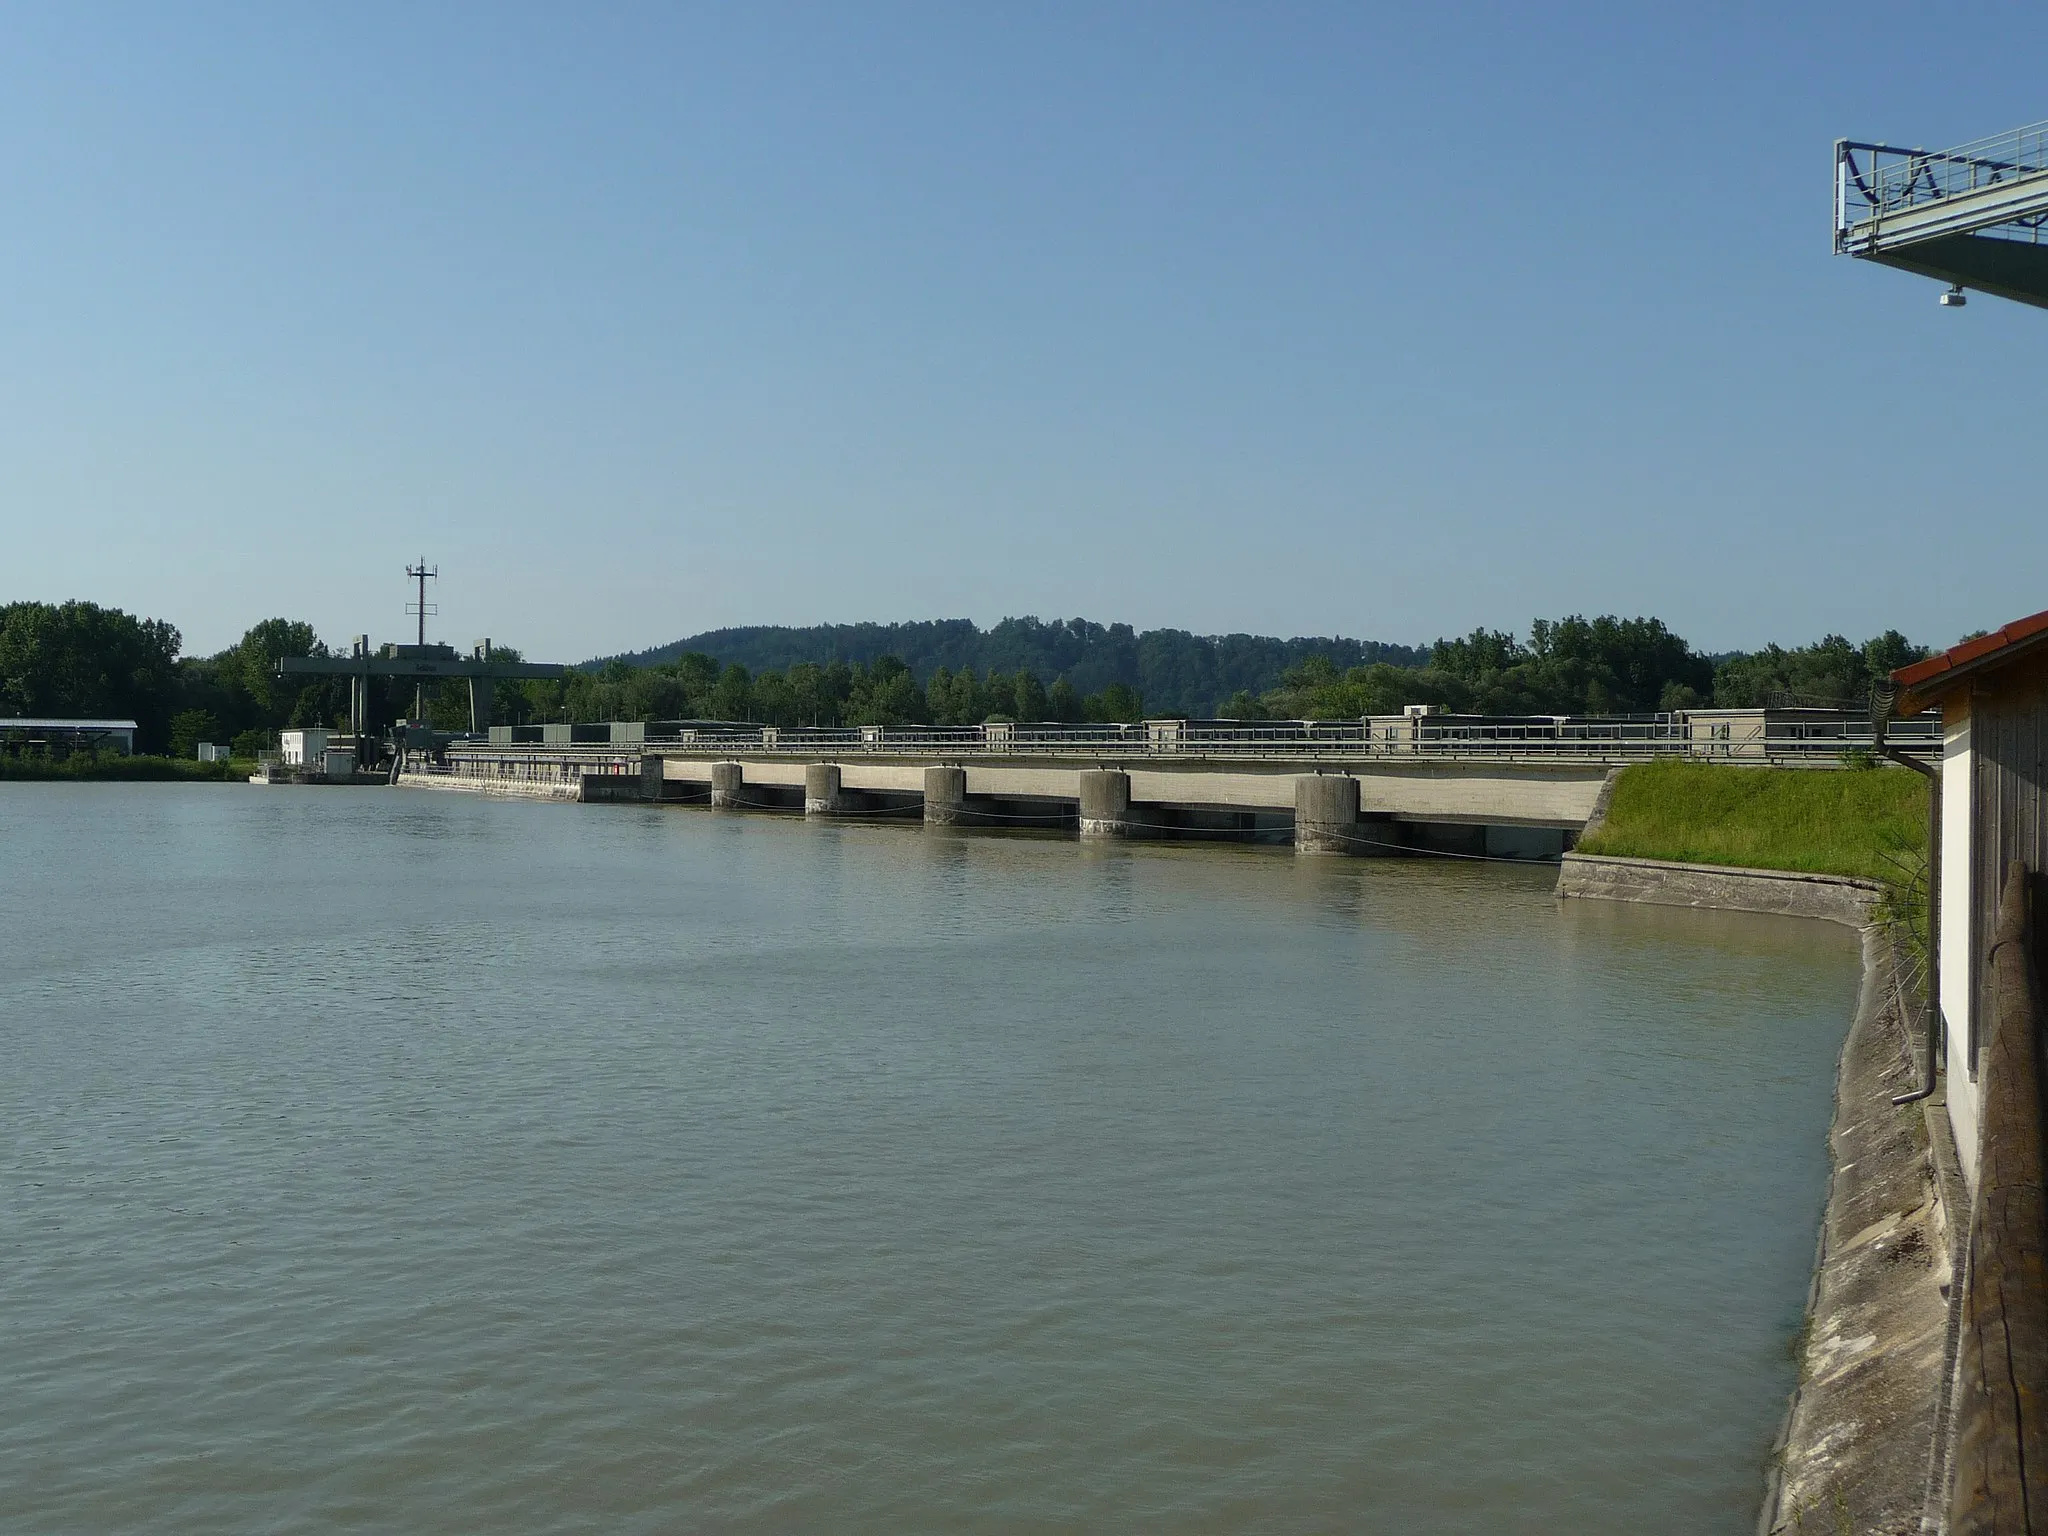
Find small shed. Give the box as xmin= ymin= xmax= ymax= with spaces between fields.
xmin=1893 ymin=606 xmax=2048 ymax=1183
xmin=279 ymin=728 xmax=333 ymax=767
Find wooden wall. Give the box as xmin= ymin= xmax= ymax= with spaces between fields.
xmin=1969 ymin=652 xmax=2048 ymax=1071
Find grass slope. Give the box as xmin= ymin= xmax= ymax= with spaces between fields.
xmin=1577 ymin=760 xmax=1927 ymax=884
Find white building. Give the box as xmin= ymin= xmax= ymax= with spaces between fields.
xmin=279 ymin=729 xmax=332 ymax=766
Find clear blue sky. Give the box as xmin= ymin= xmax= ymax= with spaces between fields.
xmin=2 ymin=2 xmax=2041 ymax=661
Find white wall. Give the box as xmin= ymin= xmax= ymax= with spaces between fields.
xmin=280 ymin=729 xmax=330 ymax=766
xmin=1941 ymin=715 xmax=1978 ymax=1190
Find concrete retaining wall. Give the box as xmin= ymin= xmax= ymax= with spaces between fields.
xmin=1556 ymin=852 xmax=1883 ymax=929
xmin=1759 ymin=925 xmax=1963 ymax=1533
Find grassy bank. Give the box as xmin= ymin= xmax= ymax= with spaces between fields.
xmin=0 ymin=755 xmax=253 ymax=783
xmin=1576 ymin=760 xmax=1927 ymax=884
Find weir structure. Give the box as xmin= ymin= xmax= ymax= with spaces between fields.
xmin=409 ymin=727 xmax=1670 ymax=859
xmin=410 ymin=710 xmax=1938 ymax=854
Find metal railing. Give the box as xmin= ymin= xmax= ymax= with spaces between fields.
xmin=1837 ymin=122 xmax=2048 ymax=249
xmin=441 ymin=716 xmax=1940 ymax=766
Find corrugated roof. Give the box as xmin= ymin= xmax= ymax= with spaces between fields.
xmin=0 ymin=718 xmax=139 ymax=730
xmin=1893 ymin=607 xmax=2048 ymax=712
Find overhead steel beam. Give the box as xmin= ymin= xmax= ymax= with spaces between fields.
xmin=1858 ymin=233 xmax=2048 ymax=312
xmin=279 ymin=656 xmax=568 ymax=680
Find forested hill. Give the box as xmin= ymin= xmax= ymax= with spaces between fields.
xmin=594 ymin=617 xmax=1429 ymax=719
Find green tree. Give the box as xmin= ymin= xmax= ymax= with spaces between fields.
xmin=1083 ymin=682 xmax=1143 ymax=722
xmin=1712 ymin=631 xmax=1929 ymax=710
xmin=1047 ymin=676 xmax=1083 ymax=722
xmin=0 ymin=600 xmax=184 ymax=751
xmin=710 ymin=663 xmax=753 ymax=721
xmin=1863 ymin=629 xmax=1927 ymax=679
xmin=1012 ymin=670 xmax=1048 ymax=721
xmin=168 ymin=709 xmax=221 ymax=758
xmin=231 ymin=619 xmax=324 ymax=718
xmin=844 ymin=656 xmax=926 ymax=725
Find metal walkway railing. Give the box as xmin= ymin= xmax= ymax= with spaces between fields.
xmin=445 ymin=716 xmax=1940 ymax=766
xmin=1837 ymin=122 xmax=2048 ymax=252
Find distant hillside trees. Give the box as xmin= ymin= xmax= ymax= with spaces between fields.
xmin=521 ymin=655 xmax=1104 ymax=729
xmin=0 ymin=599 xmax=1947 ymax=754
xmin=1224 ymin=618 xmax=1928 ymax=723
xmin=597 ymin=616 xmax=1430 ymax=720
xmin=1227 ymin=616 xmax=1716 ymax=720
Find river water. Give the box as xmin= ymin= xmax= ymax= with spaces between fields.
xmin=2 ymin=784 xmax=1860 ymax=1533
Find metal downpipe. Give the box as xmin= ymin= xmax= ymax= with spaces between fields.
xmin=1873 ymin=682 xmax=1942 ymax=1105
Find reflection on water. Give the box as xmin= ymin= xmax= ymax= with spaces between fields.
xmin=0 ymin=785 xmax=1859 ymax=1534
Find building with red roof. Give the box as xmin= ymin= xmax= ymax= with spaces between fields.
xmin=1890 ymin=606 xmax=2048 ymax=1183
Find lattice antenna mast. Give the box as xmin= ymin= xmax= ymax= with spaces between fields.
xmin=406 ymin=559 xmax=439 ymax=647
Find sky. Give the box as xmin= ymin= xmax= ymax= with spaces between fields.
xmin=1 ymin=2 xmax=2042 ymax=661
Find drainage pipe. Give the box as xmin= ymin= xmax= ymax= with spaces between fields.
xmin=1874 ymin=683 xmax=1942 ymax=1105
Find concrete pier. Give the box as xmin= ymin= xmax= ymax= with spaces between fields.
xmin=1078 ymin=769 xmax=1132 ymax=839
xmin=805 ymin=763 xmax=849 ymax=817
xmin=710 ymin=761 xmax=745 ymax=810
xmin=1293 ymin=774 xmax=1360 ymax=855
xmin=923 ymin=766 xmax=967 ymax=826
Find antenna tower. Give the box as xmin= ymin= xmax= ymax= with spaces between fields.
xmin=406 ymin=559 xmax=439 ymax=647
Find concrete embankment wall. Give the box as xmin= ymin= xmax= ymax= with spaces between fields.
xmin=1556 ymin=852 xmax=1883 ymax=928
xmin=1757 ymin=925 xmax=1965 ymax=1533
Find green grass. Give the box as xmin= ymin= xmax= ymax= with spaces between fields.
xmin=0 ymin=754 xmax=254 ymax=782
xmin=1576 ymin=760 xmax=1928 ymax=884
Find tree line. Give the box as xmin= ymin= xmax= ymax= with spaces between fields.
xmin=2 ymin=603 xmax=354 ymax=756
xmin=0 ymin=598 xmax=1936 ymax=754
xmin=529 ymin=653 xmax=1143 ymax=730
xmin=600 ymin=616 xmax=1429 ymax=720
xmin=1230 ymin=620 xmax=1928 ymax=721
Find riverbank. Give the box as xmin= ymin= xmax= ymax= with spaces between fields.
xmin=0 ymin=755 xmax=253 ymax=782
xmin=1576 ymin=760 xmax=1925 ymax=884
xmin=1758 ymin=924 xmax=1962 ymax=1533
xmin=1557 ymin=849 xmax=1961 ymax=1531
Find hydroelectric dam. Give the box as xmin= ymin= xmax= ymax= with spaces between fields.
xmin=394 ymin=714 xmax=1927 ymax=859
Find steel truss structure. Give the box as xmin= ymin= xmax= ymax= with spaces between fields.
xmin=1836 ymin=121 xmax=2048 ymax=308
